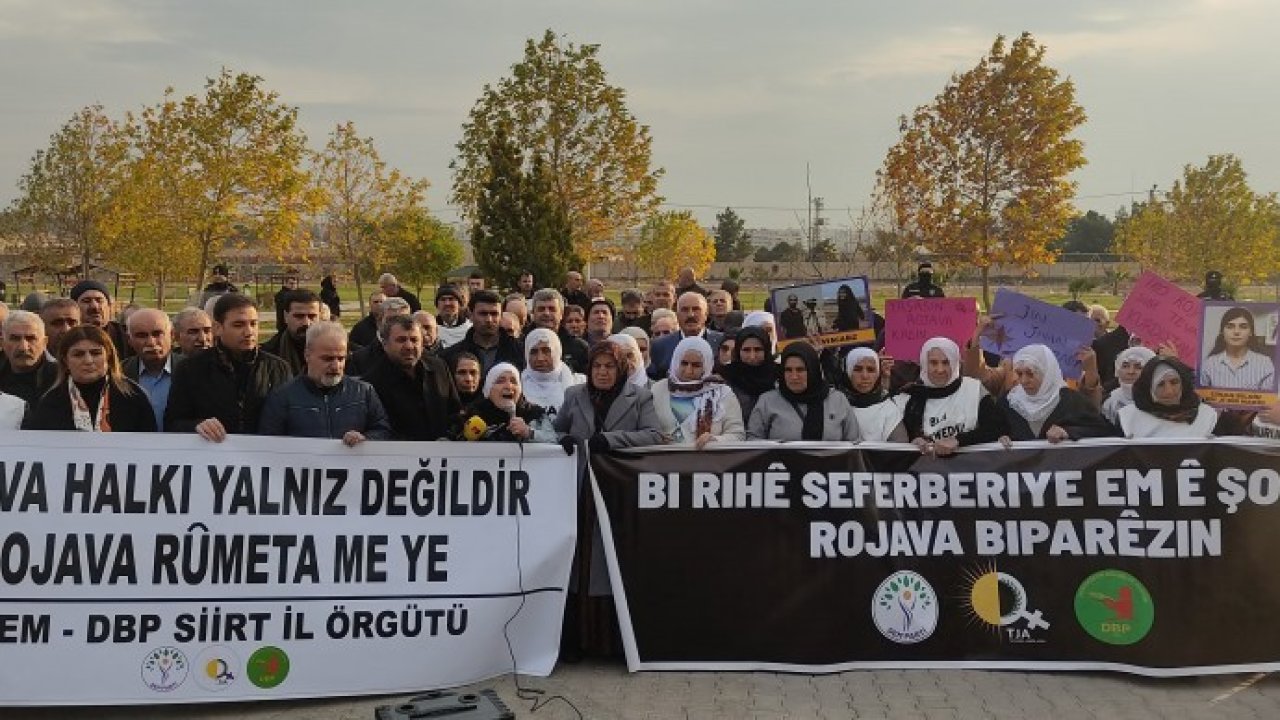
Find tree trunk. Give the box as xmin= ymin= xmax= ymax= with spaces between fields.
xmin=353 ymin=263 xmax=365 ymax=316
xmin=157 ymin=271 xmax=167 ymax=307
xmin=981 ymin=266 xmax=991 ymax=312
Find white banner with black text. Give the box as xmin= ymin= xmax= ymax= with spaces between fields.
xmin=0 ymin=433 xmax=577 ymax=705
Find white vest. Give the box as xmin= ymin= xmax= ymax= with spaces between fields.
xmin=1118 ymin=403 xmax=1217 ymax=439
xmin=852 ymin=399 xmax=904 ymax=442
xmin=896 ymin=377 xmax=984 ymax=441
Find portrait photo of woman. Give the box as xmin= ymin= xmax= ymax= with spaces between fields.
xmin=1199 ymin=306 xmax=1276 ymax=392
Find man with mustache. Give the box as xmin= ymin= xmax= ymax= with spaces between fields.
xmin=70 ymin=279 xmax=131 ymax=358
xmin=0 ymin=310 xmax=57 ymax=402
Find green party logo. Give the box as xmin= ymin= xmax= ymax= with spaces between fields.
xmin=1074 ymin=570 xmax=1154 ymax=645
xmin=246 ymin=646 xmax=291 ymax=689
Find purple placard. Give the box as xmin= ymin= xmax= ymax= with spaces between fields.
xmin=1115 ymin=271 xmax=1201 ymax=367
xmin=979 ymin=288 xmax=1097 ymax=379
xmin=883 ymin=297 xmax=978 ymax=362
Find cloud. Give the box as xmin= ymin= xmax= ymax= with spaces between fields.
xmin=817 ymin=0 xmax=1272 ymax=85
xmin=0 ymin=0 xmax=164 ymax=44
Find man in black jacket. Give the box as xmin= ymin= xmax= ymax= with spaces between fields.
xmin=529 ymin=288 xmax=589 ymax=374
xmin=272 ymin=275 xmax=300 ymax=330
xmin=70 ymin=279 xmax=130 ymax=359
xmin=165 ymin=294 xmax=291 ymax=440
xmin=440 ymin=289 xmax=524 ymax=375
xmin=901 ymin=262 xmax=946 ymax=299
xmin=347 ymin=297 xmax=411 ymax=376
xmin=363 ymin=315 xmax=459 ymax=440
xmin=258 ymin=322 xmax=391 ymax=444
xmin=0 ymin=310 xmax=57 ymax=402
xmin=262 ymin=289 xmax=321 ymax=375
xmin=348 ymin=292 xmax=386 ymax=349
xmin=378 ymin=273 xmax=421 ymax=313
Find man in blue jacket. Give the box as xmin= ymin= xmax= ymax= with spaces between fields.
xmin=258 ymin=321 xmax=391 ymax=445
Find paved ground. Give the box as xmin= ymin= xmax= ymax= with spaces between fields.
xmin=9 ymin=664 xmax=1280 ymax=719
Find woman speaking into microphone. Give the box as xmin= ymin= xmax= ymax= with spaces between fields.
xmin=453 ymin=363 xmax=557 ymax=443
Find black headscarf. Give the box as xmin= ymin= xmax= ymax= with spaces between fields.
xmin=833 ymin=284 xmax=864 ymax=331
xmin=1132 ymin=357 xmax=1202 ymax=423
xmin=586 ymin=341 xmax=625 ymax=429
xmin=721 ymin=326 xmax=776 ymax=399
xmin=778 ymin=343 xmax=828 ymax=441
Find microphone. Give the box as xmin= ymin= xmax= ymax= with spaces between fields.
xmin=462 ymin=415 xmax=488 ymax=441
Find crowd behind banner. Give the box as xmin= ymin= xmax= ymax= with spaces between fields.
xmin=1 ymin=262 xmax=1278 ymax=652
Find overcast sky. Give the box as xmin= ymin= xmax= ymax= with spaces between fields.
xmin=1 ymin=0 xmax=1277 ymax=231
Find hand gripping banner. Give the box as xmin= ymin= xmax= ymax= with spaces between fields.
xmin=591 ymin=438 xmax=1280 ymax=676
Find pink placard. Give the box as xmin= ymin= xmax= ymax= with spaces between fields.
xmin=1115 ymin=271 xmax=1202 ymax=367
xmin=884 ymin=297 xmax=978 ymax=362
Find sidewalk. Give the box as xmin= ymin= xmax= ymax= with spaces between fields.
xmin=10 ymin=664 xmax=1279 ymax=719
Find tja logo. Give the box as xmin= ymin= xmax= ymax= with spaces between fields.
xmin=958 ymin=565 xmax=1049 ymax=644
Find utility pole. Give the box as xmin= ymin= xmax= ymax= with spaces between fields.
xmin=811 ymin=197 xmax=825 ymax=256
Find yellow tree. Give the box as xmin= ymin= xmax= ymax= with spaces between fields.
xmin=385 ymin=207 xmax=464 ymax=295
xmin=451 ymin=29 xmax=663 ymax=265
xmin=634 ymin=211 xmax=715 ymax=282
xmin=1115 ymin=155 xmax=1280 ymax=284
xmin=313 ymin=121 xmax=428 ymax=313
xmin=877 ymin=32 xmax=1087 ymax=308
xmin=116 ymin=70 xmax=315 ymax=289
xmin=100 ymin=97 xmax=201 ymax=304
xmin=14 ymin=105 xmax=129 ymax=276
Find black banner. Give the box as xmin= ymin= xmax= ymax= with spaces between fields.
xmin=590 ymin=439 xmax=1280 ymax=675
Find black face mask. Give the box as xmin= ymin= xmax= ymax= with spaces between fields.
xmin=919 ymin=271 xmax=933 ymax=286
xmin=1206 ymin=278 xmax=1221 ymax=292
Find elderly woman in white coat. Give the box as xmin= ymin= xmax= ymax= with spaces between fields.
xmin=520 ymin=328 xmax=583 ymax=419
xmin=650 ymin=336 xmax=745 ymax=449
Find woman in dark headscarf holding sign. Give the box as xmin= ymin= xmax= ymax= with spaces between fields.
xmin=1118 ymin=357 xmax=1218 ymax=438
xmin=747 ymin=343 xmax=858 ymax=441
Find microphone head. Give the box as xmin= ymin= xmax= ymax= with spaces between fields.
xmin=462 ymin=415 xmax=488 ymax=441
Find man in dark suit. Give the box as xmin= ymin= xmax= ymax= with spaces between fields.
xmin=123 ymin=308 xmax=183 ymax=429
xmin=647 ymin=292 xmax=723 ymax=380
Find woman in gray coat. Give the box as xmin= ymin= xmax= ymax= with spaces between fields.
xmin=555 ymin=340 xmax=664 ymax=451
xmin=747 ymin=342 xmax=859 ymax=441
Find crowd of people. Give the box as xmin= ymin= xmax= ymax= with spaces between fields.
xmin=1 ymin=265 xmax=1277 ymax=449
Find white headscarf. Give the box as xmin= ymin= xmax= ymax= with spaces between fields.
xmin=521 ymin=329 xmax=580 ymax=411
xmin=844 ymin=347 xmax=879 ymax=376
xmin=608 ymin=333 xmax=649 ymax=387
xmin=618 ymin=326 xmax=650 ymax=365
xmin=918 ymin=337 xmax=961 ymax=388
xmin=744 ymin=311 xmax=776 ymax=351
xmin=482 ymin=362 xmax=521 ymax=403
xmin=1150 ymin=364 xmax=1180 ymax=403
xmin=1006 ymin=344 xmax=1066 ymax=423
xmin=1115 ymin=346 xmax=1156 ymax=392
xmin=667 ymin=336 xmax=716 ymax=397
